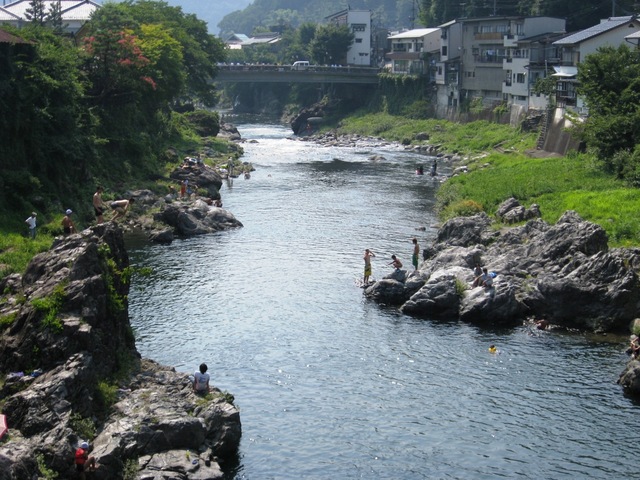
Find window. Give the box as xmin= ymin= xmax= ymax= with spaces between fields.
xmin=351 ymin=24 xmax=366 ymax=32
xmin=442 ymin=46 xmax=447 ymax=56
xmin=516 ymin=73 xmax=525 ymax=83
xmin=355 ymin=38 xmax=362 ymax=43
xmin=438 ymin=66 xmax=443 ymax=75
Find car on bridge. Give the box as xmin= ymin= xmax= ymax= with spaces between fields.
xmin=291 ymin=61 xmax=310 ymax=71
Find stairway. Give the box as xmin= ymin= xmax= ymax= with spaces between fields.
xmin=536 ymin=108 xmax=552 ymax=150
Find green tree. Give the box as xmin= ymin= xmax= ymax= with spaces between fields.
xmin=577 ymin=44 xmax=640 ymax=178
xmin=24 ymin=0 xmax=47 ymax=26
xmin=0 ymin=27 xmax=91 ymax=211
xmin=46 ymin=0 xmax=64 ymax=33
xmin=309 ymin=23 xmax=353 ymax=65
xmin=122 ymin=0 xmax=226 ymax=106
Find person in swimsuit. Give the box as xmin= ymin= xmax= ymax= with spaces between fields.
xmin=412 ymin=238 xmax=420 ymax=270
xmin=389 ymin=255 xmax=402 ymax=270
xmin=93 ymin=186 xmax=105 ymax=223
xmin=61 ymin=209 xmax=76 ymax=235
xmin=110 ymin=198 xmax=135 ymax=222
xmin=363 ymin=249 xmax=376 ymax=285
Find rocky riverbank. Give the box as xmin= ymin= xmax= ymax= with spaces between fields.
xmin=0 ymin=224 xmax=241 ymax=479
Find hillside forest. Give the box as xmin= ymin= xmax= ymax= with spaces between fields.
xmin=218 ymin=0 xmax=638 ymax=37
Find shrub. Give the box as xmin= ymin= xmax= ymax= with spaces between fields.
xmin=184 ymin=110 xmax=220 ymax=137
xmin=441 ymin=199 xmax=484 ymax=221
xmin=31 ymin=283 xmax=66 ymax=333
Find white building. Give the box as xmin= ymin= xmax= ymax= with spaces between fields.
xmin=326 ymin=8 xmax=371 ymax=66
xmin=0 ymin=0 xmax=100 ymax=34
xmin=386 ymin=28 xmax=440 ymax=75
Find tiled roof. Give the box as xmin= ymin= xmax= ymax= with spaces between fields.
xmin=0 ymin=28 xmax=30 ymax=43
xmin=554 ymin=16 xmax=638 ymax=45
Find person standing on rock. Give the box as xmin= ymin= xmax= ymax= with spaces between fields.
xmin=180 ymin=179 xmax=187 ymax=198
xmin=61 ymin=209 xmax=76 ymax=235
xmin=412 ymin=238 xmax=420 ymax=270
xmin=363 ymin=249 xmax=376 ymax=285
xmin=74 ymin=441 xmax=97 ymax=479
xmin=93 ymin=186 xmax=106 ymax=224
xmin=25 ymin=212 xmax=37 ymax=239
xmin=110 ymin=198 xmax=135 ymax=223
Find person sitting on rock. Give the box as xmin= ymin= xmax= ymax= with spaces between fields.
xmin=472 ymin=266 xmax=487 ymax=288
xmin=481 ymin=268 xmax=494 ymax=289
xmin=193 ymin=363 xmax=210 ymax=393
xmin=74 ymin=441 xmax=97 ymax=479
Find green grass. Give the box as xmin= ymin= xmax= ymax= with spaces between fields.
xmin=437 ymin=152 xmax=640 ymax=246
xmin=0 ymin=232 xmax=54 ymax=278
xmin=335 ymin=113 xmax=538 ymax=153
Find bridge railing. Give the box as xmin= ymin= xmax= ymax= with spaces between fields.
xmin=217 ymin=64 xmax=381 ymax=74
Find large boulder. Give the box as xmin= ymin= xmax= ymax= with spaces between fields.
xmin=170 ymin=165 xmax=223 ymax=199
xmin=157 ymin=200 xmax=243 ymax=236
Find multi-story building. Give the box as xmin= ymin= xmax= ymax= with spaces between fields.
xmin=503 ymin=32 xmax=566 ymax=110
xmin=326 ymin=8 xmax=372 ymax=66
xmin=553 ymin=15 xmax=640 ymax=111
xmin=386 ymin=28 xmax=440 ymax=75
xmin=434 ymin=16 xmax=565 ymax=112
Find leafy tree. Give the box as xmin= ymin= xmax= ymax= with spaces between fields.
xmin=121 ymin=0 xmax=226 ymax=106
xmin=0 ymin=26 xmax=91 ymax=209
xmin=309 ymin=23 xmax=353 ymax=65
xmin=24 ymin=0 xmax=47 ymax=26
xmin=577 ymin=44 xmax=640 ymax=178
xmin=46 ymin=0 xmax=65 ymax=33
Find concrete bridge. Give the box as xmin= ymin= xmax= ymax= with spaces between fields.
xmin=214 ymin=64 xmax=381 ymax=84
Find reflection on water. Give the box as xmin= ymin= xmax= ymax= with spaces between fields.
xmin=128 ymin=122 xmax=637 ymax=479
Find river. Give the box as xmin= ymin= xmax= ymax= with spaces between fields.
xmin=128 ymin=120 xmax=639 ymax=479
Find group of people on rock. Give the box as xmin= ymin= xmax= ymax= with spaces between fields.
xmin=23 ymin=186 xmax=135 ymax=239
xmin=471 ymin=264 xmax=494 ymax=289
xmin=362 ymin=237 xmax=421 ymax=286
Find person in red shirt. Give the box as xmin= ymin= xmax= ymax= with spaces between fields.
xmin=74 ymin=441 xmax=97 ymax=479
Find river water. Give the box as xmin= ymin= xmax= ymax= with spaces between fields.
xmin=128 ymin=121 xmax=638 ymax=479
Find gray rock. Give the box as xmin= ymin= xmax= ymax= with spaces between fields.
xmin=365 ymin=210 xmax=640 ymax=333
xmin=0 ymin=225 xmax=241 ymax=479
xmin=158 ymin=201 xmax=243 ymax=236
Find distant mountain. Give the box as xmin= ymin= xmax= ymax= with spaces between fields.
xmin=104 ymin=0 xmax=253 ymax=35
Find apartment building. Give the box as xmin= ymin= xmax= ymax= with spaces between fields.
xmin=326 ymin=8 xmax=372 ymax=66
xmin=386 ymin=28 xmax=440 ymax=75
xmin=434 ymin=16 xmax=566 ymax=111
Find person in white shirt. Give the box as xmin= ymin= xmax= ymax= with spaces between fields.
xmin=193 ymin=363 xmax=210 ymax=393
xmin=25 ymin=212 xmax=37 ymax=239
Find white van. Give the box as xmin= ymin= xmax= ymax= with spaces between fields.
xmin=291 ymin=61 xmax=310 ymax=71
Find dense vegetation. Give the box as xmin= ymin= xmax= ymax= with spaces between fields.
xmin=0 ymin=1 xmax=227 ymax=234
xmin=218 ymin=0 xmax=637 ymax=36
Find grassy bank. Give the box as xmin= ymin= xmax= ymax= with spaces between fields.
xmin=334 ymin=112 xmax=640 ymax=247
